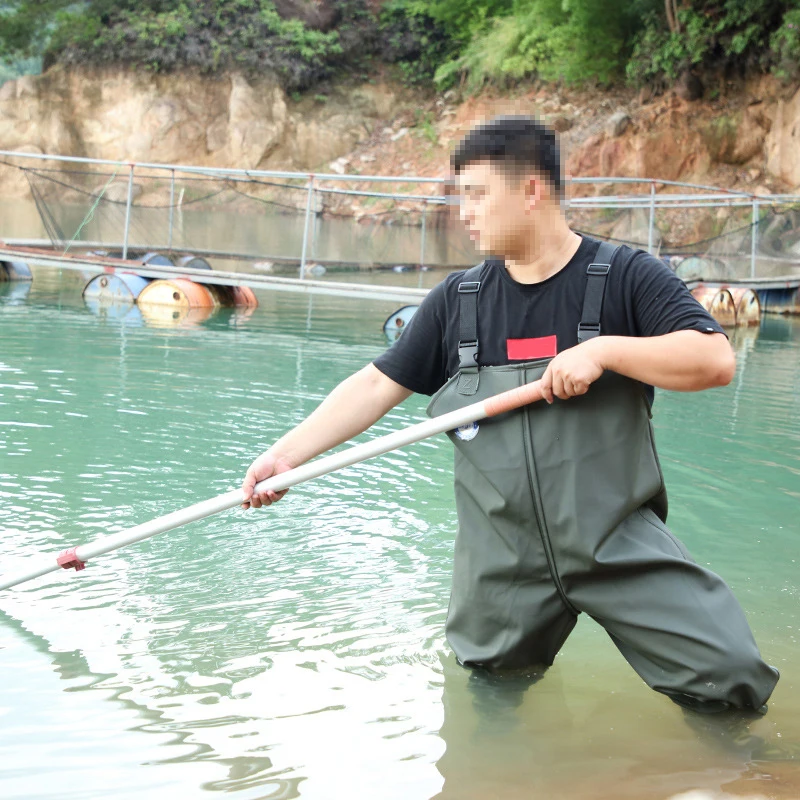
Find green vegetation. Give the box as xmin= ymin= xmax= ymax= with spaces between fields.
xmin=0 ymin=0 xmax=798 ymax=92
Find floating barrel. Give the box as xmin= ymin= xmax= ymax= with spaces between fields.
xmin=83 ymin=272 xmax=150 ymax=304
xmin=691 ymin=287 xmax=737 ymax=328
xmin=383 ymin=305 xmax=420 ymax=343
xmin=207 ymin=284 xmax=259 ymax=308
xmin=175 ymin=254 xmax=212 ymax=271
xmin=0 ymin=260 xmax=32 ymax=281
xmin=728 ymin=287 xmax=761 ymax=327
xmin=137 ymin=278 xmax=217 ymax=310
xmin=142 ymin=252 xmax=174 ymax=267
xmin=137 ymin=278 xmax=217 ymax=328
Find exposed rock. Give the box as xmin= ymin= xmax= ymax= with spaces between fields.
xmin=606 ymin=110 xmax=631 ymax=137
xmin=765 ymin=85 xmax=800 ymax=186
xmin=227 ymin=73 xmax=287 ymax=167
xmin=550 ymin=115 xmax=573 ymax=132
xmin=700 ymin=108 xmax=767 ymax=165
xmin=0 ymin=67 xmax=392 ymax=196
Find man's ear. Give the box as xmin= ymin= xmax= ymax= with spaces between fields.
xmin=524 ymin=174 xmax=543 ymax=212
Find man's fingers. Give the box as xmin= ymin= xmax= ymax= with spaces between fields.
xmin=540 ymin=367 xmax=554 ymax=404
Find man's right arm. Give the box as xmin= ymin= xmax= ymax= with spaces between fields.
xmin=242 ymin=364 xmax=412 ymax=509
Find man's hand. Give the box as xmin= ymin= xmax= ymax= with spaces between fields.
xmin=540 ymin=339 xmax=605 ymax=404
xmin=241 ymin=452 xmax=296 ymax=510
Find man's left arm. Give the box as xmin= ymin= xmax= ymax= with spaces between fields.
xmin=539 ymin=331 xmax=735 ymax=403
xmin=541 ymin=252 xmax=736 ymax=403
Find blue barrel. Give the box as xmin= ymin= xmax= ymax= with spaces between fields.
xmin=142 ymin=252 xmax=174 ymax=267
xmin=175 ymin=254 xmax=212 ymax=271
xmin=383 ymin=305 xmax=419 ymax=344
xmin=82 ymin=272 xmax=151 ymax=304
xmin=0 ymin=260 xmax=33 ymax=281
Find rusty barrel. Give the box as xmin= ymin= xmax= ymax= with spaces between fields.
xmin=691 ymin=286 xmax=737 ymax=328
xmin=137 ymin=278 xmax=217 ymax=310
xmin=206 ymin=284 xmax=259 ymax=308
xmin=137 ymin=278 xmax=217 ymax=328
xmin=728 ymin=287 xmax=761 ymax=327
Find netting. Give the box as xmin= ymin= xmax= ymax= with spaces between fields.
xmin=10 ymin=161 xmax=475 ymax=273
xmin=5 ymin=159 xmax=800 ymax=280
xmin=566 ymin=183 xmax=800 ymax=281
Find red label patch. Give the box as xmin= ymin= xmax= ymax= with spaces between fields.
xmin=506 ymin=335 xmax=557 ymax=360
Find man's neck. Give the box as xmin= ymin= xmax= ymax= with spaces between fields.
xmin=504 ymin=226 xmax=583 ymax=285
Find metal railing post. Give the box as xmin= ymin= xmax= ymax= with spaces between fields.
xmin=647 ymin=181 xmax=656 ymax=255
xmin=122 ymin=164 xmax=135 ymax=260
xmin=311 ymin=191 xmax=320 ymax=261
xmin=299 ymin=176 xmax=315 ymax=279
xmin=420 ymin=206 xmax=427 ymax=268
xmin=168 ymin=169 xmax=176 ymax=251
xmin=750 ymin=197 xmax=759 ymax=279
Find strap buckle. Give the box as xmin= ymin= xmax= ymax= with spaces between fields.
xmin=458 ymin=281 xmax=481 ymax=293
xmin=458 ymin=340 xmax=479 ymax=367
xmin=587 ymin=264 xmax=611 ymax=276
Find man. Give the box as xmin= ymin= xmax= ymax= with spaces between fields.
xmin=242 ymin=116 xmax=778 ymax=715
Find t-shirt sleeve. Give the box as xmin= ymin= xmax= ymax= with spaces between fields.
xmin=372 ymin=280 xmax=449 ymax=395
xmin=624 ymin=251 xmax=726 ymax=338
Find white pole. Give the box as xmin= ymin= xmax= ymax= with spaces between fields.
xmin=122 ymin=164 xmax=135 ymax=261
xmin=168 ymin=169 xmax=176 ymax=251
xmin=647 ymin=181 xmax=656 ymax=255
xmin=0 ymin=380 xmax=543 ymax=592
xmin=420 ymin=207 xmax=427 ymax=268
xmin=751 ymin=197 xmax=759 ymax=279
xmin=299 ymin=176 xmax=315 ymax=279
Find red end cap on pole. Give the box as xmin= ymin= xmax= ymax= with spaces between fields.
xmin=57 ymin=547 xmax=86 ymax=571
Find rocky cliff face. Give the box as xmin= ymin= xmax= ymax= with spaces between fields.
xmin=0 ymin=66 xmax=402 ymax=195
xmin=1 ymin=66 xmax=800 ymax=199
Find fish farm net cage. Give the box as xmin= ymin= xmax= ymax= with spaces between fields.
xmin=12 ymin=160 xmax=472 ymax=272
xmin=4 ymin=154 xmax=800 ymax=280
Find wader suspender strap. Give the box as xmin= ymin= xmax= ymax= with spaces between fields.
xmin=456 ymin=263 xmax=487 ymax=396
xmin=577 ymin=241 xmax=620 ymax=343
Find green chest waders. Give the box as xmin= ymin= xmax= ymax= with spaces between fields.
xmin=427 ymin=244 xmax=778 ymax=712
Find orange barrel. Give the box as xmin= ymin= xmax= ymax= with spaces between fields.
xmin=728 ymin=287 xmax=761 ymax=326
xmin=691 ymin=286 xmax=737 ymax=328
xmin=137 ymin=278 xmax=217 ymax=310
xmin=206 ymin=284 xmax=259 ymax=308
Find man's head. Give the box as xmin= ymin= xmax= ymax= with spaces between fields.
xmin=452 ymin=116 xmax=564 ymax=259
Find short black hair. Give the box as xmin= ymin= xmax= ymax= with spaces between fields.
xmin=452 ymin=116 xmax=563 ymax=197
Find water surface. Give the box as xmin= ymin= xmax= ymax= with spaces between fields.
xmin=0 ymin=274 xmax=799 ymax=799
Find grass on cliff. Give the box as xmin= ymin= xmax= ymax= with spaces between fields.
xmin=1 ymin=0 xmax=799 ymax=93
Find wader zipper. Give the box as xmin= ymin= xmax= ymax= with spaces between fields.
xmin=521 ymin=403 xmax=579 ymax=616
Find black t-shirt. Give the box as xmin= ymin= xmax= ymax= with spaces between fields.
xmin=373 ymin=236 xmax=725 ymax=400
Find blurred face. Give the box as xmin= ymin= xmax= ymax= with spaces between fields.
xmin=456 ymin=159 xmax=539 ymax=259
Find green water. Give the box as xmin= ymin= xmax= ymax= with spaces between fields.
xmin=0 ymin=273 xmax=799 ymax=800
